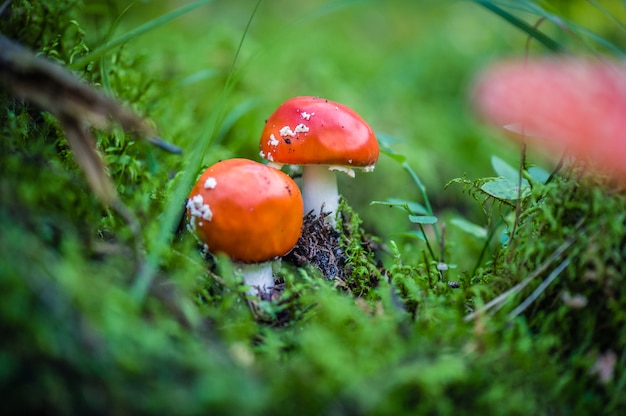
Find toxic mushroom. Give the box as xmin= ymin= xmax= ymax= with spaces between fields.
xmin=259 ymin=96 xmax=379 ymax=224
xmin=186 ymin=158 xmax=303 ymax=296
xmin=472 ymin=58 xmax=626 ymax=180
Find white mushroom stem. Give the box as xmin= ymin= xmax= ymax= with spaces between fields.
xmin=302 ymin=165 xmax=341 ymax=225
xmin=237 ymin=261 xmax=274 ymax=296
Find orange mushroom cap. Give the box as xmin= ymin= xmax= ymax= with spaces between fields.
xmin=186 ymin=158 xmax=303 ymax=263
xmin=260 ymin=96 xmax=379 ymax=169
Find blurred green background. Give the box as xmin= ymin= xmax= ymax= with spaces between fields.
xmin=85 ymin=0 xmax=532 ymax=235
xmin=4 ymin=1 xmax=626 ymax=413
xmin=78 ymin=0 xmax=618 ymax=273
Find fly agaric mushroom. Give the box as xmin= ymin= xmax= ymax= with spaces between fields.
xmin=259 ymin=96 xmax=379 ymax=224
xmin=473 ymin=58 xmax=626 ymax=180
xmin=186 ymin=158 xmax=303 ymax=295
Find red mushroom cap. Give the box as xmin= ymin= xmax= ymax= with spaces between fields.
xmin=260 ymin=96 xmax=379 ymax=169
xmin=186 ymin=158 xmax=303 ymax=263
xmin=473 ymin=58 xmax=626 ymax=179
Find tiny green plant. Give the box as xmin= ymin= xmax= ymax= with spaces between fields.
xmin=371 ymin=133 xmax=442 ymax=263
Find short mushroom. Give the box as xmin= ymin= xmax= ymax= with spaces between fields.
xmin=259 ymin=96 xmax=379 ymax=225
xmin=186 ymin=158 xmax=303 ymax=296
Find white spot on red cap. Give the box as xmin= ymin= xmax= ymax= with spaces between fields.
xmin=204 ymin=177 xmax=217 ymax=189
xmin=279 ymin=124 xmax=309 ymax=138
xmin=293 ymin=123 xmax=309 ymax=133
xmin=186 ymin=194 xmax=213 ymax=221
xmin=279 ymin=126 xmax=296 ymax=137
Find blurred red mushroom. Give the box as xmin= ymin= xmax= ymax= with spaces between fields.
xmin=472 ymin=57 xmax=626 ymax=180
xmin=259 ymin=96 xmax=379 ymax=224
xmin=186 ymin=158 xmax=303 ymax=295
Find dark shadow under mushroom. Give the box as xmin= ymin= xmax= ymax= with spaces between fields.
xmin=283 ymin=210 xmax=345 ymax=281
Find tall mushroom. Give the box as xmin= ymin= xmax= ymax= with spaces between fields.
xmin=259 ymin=96 xmax=379 ymax=225
xmin=186 ymin=158 xmax=303 ymax=296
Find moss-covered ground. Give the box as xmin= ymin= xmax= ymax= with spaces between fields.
xmin=2 ymin=0 xmax=626 ymax=414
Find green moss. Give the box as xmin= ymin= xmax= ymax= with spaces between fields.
xmin=336 ymin=199 xmax=384 ymax=300
xmin=476 ymin=168 xmax=626 ymax=412
xmin=3 ymin=0 xmax=626 ymax=414
xmin=0 ymin=0 xmax=85 ymax=55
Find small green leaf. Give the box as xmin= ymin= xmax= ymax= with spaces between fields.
xmin=528 ymin=166 xmax=550 ymax=184
xmin=450 ymin=217 xmax=487 ymax=239
xmin=481 ymin=177 xmax=530 ymax=201
xmin=500 ymin=228 xmax=510 ymax=246
xmin=370 ymin=198 xmax=427 ymax=215
xmin=492 ymin=155 xmax=517 ymax=180
xmin=491 ymin=155 xmax=529 ymax=188
xmin=408 ymin=215 xmax=438 ymax=224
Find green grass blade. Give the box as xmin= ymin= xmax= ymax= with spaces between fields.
xmin=520 ymin=0 xmax=626 ymax=56
xmin=131 ymin=0 xmax=264 ymax=303
xmin=473 ymin=0 xmax=563 ymax=52
xmin=586 ymin=0 xmax=626 ymax=33
xmin=71 ymin=0 xmax=215 ymax=70
xmin=566 ymin=22 xmax=626 ymax=56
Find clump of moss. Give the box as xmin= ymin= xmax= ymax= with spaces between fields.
xmin=1 ymin=3 xmax=252 ymax=413
xmin=478 ymin=167 xmax=626 ymax=411
xmin=189 ymin=200 xmax=385 ymax=326
xmin=0 ymin=4 xmax=101 ymax=253
xmin=336 ymin=199 xmax=384 ymax=299
xmin=0 ymin=0 xmax=85 ymax=56
xmin=283 ymin=199 xmax=383 ymax=300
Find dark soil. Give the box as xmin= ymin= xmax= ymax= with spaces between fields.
xmin=284 ymin=211 xmax=345 ymax=281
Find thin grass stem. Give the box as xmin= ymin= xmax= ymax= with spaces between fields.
xmin=471 ymin=217 xmax=502 ymax=278
xmin=418 ymin=223 xmax=436 ymax=261
xmin=464 ymin=221 xmax=581 ymax=322
xmin=402 ymin=161 xmax=442 ymax=254
xmin=507 ymin=258 xmax=570 ymax=320
xmin=473 ymin=0 xmax=563 ymax=52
